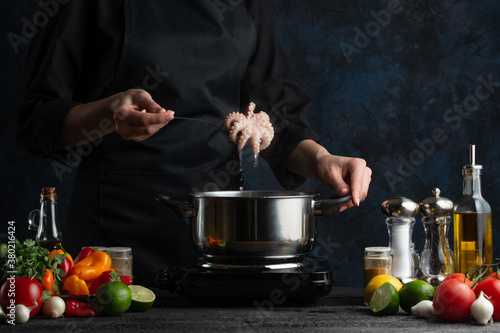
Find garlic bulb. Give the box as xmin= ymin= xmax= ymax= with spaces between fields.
xmin=471 ymin=291 xmax=494 ymax=326
xmin=411 ymin=300 xmax=435 ymax=319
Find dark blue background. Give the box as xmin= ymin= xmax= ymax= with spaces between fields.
xmin=1 ymin=0 xmax=499 ymax=287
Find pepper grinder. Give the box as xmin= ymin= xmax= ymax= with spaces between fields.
xmin=381 ymin=197 xmax=419 ymax=283
xmin=419 ymin=188 xmax=455 ymax=287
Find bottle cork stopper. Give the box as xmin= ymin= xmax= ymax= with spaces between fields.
xmin=42 ymin=187 xmax=56 ymax=199
xmin=42 ymin=187 xmax=55 ymax=194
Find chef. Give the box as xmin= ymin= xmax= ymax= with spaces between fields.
xmin=16 ymin=1 xmax=371 ymax=286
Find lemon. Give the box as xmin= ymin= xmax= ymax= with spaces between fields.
xmin=369 ymin=282 xmax=400 ymax=315
xmin=364 ymin=274 xmax=403 ymax=304
xmin=128 ymin=285 xmax=156 ymax=312
xmin=398 ymin=280 xmax=435 ymax=313
xmin=96 ymin=281 xmax=132 ymax=316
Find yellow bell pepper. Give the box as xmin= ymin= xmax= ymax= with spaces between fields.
xmin=69 ymin=251 xmax=112 ymax=281
xmin=63 ymin=274 xmax=90 ymax=295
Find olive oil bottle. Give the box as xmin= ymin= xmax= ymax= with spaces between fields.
xmin=28 ymin=187 xmax=63 ymax=250
xmin=453 ymin=145 xmax=492 ymax=274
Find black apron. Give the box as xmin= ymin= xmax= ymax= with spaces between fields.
xmin=64 ymin=1 xmax=256 ymax=286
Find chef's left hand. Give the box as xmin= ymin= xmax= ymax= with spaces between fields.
xmin=286 ymin=139 xmax=371 ymax=211
xmin=316 ymin=154 xmax=371 ymax=211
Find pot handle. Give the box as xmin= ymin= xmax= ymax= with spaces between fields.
xmin=154 ymin=194 xmax=195 ymax=218
xmin=314 ymin=194 xmax=352 ymax=216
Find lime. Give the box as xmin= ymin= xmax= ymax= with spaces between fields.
xmin=369 ymin=282 xmax=400 ymax=315
xmin=128 ymin=285 xmax=156 ymax=312
xmin=398 ymin=280 xmax=435 ymax=313
xmin=96 ymin=281 xmax=132 ymax=316
xmin=365 ymin=274 xmax=403 ymax=304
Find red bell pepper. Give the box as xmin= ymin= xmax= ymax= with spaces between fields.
xmin=48 ymin=250 xmax=73 ymax=279
xmin=89 ymin=270 xmax=121 ymax=294
xmin=74 ymin=247 xmax=96 ymax=264
xmin=65 ymin=300 xmax=99 ymax=317
xmin=119 ymin=275 xmax=133 ymax=286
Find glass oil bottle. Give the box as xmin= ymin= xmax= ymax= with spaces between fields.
xmin=28 ymin=187 xmax=63 ymax=250
xmin=453 ymin=145 xmax=493 ymax=274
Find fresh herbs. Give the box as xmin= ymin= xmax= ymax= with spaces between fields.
xmin=0 ymin=239 xmax=65 ymax=288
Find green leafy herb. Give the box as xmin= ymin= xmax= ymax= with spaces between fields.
xmin=0 ymin=238 xmax=64 ymax=285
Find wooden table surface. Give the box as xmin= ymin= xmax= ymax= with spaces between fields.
xmin=7 ymin=287 xmax=500 ymax=332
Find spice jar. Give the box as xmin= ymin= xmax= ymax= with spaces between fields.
xmin=106 ymin=247 xmax=133 ymax=277
xmin=419 ymin=188 xmax=454 ymax=287
xmin=364 ymin=247 xmax=392 ymax=303
xmin=381 ymin=197 xmax=419 ymax=283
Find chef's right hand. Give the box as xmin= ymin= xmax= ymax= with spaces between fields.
xmin=111 ymin=89 xmax=174 ymax=142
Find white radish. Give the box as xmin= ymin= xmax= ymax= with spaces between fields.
xmin=471 ymin=291 xmax=494 ymax=326
xmin=43 ymin=296 xmax=66 ymax=318
xmin=411 ymin=300 xmax=435 ymax=319
xmin=15 ymin=300 xmax=38 ymax=324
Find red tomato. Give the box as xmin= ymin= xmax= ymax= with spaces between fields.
xmin=443 ymin=272 xmax=473 ymax=287
xmin=474 ymin=277 xmax=500 ymax=321
xmin=433 ymin=279 xmax=476 ymax=322
xmin=0 ymin=277 xmax=43 ymax=318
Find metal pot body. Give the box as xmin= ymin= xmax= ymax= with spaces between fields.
xmin=190 ymin=191 xmax=315 ymax=259
xmin=156 ymin=190 xmax=351 ymax=260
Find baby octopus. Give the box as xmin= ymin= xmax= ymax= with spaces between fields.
xmin=223 ymin=102 xmax=274 ymax=161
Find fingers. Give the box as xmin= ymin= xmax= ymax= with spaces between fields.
xmin=115 ymin=110 xmax=174 ymax=141
xmin=346 ymin=158 xmax=371 ymax=207
xmin=112 ymin=89 xmax=174 ymax=142
xmin=320 ymin=155 xmax=371 ymax=212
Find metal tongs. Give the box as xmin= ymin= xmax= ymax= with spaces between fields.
xmin=173 ymin=116 xmax=228 ymax=134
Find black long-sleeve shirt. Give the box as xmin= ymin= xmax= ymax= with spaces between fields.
xmin=16 ymin=0 xmax=322 ymax=285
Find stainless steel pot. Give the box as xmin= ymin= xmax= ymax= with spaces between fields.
xmin=156 ymin=191 xmax=351 ymax=260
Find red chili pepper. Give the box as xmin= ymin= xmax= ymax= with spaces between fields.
xmin=59 ymin=258 xmax=73 ymax=279
xmin=119 ymin=275 xmax=133 ymax=286
xmin=74 ymin=247 xmax=96 ymax=264
xmin=65 ymin=300 xmax=99 ymax=317
xmin=89 ymin=270 xmax=121 ymax=294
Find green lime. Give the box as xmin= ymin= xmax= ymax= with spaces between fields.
xmin=398 ymin=280 xmax=435 ymax=313
xmin=369 ymin=282 xmax=400 ymax=315
xmin=96 ymin=281 xmax=132 ymax=316
xmin=364 ymin=274 xmax=403 ymax=304
xmin=128 ymin=285 xmax=156 ymax=312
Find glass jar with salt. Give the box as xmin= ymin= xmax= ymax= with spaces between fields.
xmin=106 ymin=247 xmax=133 ymax=278
xmin=381 ymin=197 xmax=419 ymax=284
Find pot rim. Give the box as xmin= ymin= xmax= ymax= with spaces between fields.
xmin=189 ymin=190 xmax=317 ymax=199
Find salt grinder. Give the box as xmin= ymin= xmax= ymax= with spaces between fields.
xmin=419 ymin=188 xmax=454 ymax=287
xmin=381 ymin=197 xmax=419 ymax=283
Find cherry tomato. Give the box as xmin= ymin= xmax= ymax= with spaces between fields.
xmin=433 ymin=278 xmax=476 ymax=322
xmin=0 ymin=277 xmax=43 ymax=318
xmin=443 ymin=272 xmax=473 ymax=287
xmin=474 ymin=277 xmax=500 ymax=321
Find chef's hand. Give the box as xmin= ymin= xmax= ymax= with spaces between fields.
xmin=111 ymin=89 xmax=174 ymax=142
xmin=286 ymin=139 xmax=371 ymax=211
xmin=316 ymin=154 xmax=371 ymax=211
